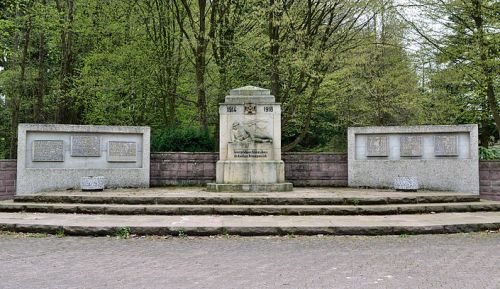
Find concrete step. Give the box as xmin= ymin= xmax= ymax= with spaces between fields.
xmin=14 ymin=192 xmax=481 ymax=206
xmin=1 ymin=201 xmax=498 ymax=216
xmin=0 ymin=212 xmax=498 ymax=236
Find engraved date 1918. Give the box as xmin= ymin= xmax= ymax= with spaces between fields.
xmin=264 ymin=106 xmax=273 ymax=112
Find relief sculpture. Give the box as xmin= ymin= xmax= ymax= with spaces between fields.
xmin=231 ymin=121 xmax=273 ymax=143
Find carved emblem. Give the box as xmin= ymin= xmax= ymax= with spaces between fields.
xmin=244 ymin=103 xmax=257 ymax=115
xmin=231 ymin=121 xmax=272 ymax=143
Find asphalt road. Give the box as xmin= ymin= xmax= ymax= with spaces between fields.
xmin=0 ymin=232 xmax=498 ymax=289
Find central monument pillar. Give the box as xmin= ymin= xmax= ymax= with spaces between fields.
xmin=207 ymin=86 xmax=293 ymax=192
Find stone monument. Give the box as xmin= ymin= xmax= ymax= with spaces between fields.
xmin=16 ymin=124 xmax=150 ymax=194
xmin=207 ymin=86 xmax=293 ymax=192
xmin=348 ymin=125 xmax=479 ymax=193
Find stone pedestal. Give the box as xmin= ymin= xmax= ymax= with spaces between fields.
xmin=207 ymin=86 xmax=292 ymax=192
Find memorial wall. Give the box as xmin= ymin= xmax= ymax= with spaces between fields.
xmin=16 ymin=124 xmax=150 ymax=194
xmin=348 ymin=125 xmax=479 ymax=194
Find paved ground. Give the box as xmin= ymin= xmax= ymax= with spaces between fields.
xmin=0 ymin=233 xmax=498 ymax=289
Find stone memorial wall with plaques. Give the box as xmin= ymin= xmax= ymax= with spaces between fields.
xmin=347 ymin=125 xmax=479 ymax=194
xmin=16 ymin=124 xmax=150 ymax=194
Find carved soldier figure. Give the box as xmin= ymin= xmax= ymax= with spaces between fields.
xmin=231 ymin=122 xmax=273 ymax=143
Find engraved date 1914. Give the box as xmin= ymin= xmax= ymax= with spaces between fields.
xmin=227 ymin=106 xmax=237 ymax=113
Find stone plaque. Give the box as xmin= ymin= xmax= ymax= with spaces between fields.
xmin=366 ymin=135 xmax=388 ymax=157
xmin=400 ymin=135 xmax=422 ymax=157
xmin=71 ymin=136 xmax=101 ymax=157
xmin=107 ymin=141 xmax=137 ymax=162
xmin=32 ymin=140 xmax=64 ymax=162
xmin=434 ymin=135 xmax=458 ymax=156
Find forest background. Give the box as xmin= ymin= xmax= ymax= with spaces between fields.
xmin=0 ymin=0 xmax=498 ymax=158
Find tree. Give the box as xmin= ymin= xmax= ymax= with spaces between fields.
xmin=403 ymin=0 xmax=499 ymax=143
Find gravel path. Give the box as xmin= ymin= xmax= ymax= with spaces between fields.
xmin=0 ymin=233 xmax=498 ymax=289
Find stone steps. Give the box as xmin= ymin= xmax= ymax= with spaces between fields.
xmin=1 ymin=201 xmax=499 ymax=216
xmin=14 ymin=193 xmax=480 ymax=206
xmin=0 ymin=212 xmax=498 ymax=236
xmin=4 ymin=189 xmax=497 ymax=236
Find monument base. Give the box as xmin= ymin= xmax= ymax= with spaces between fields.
xmin=206 ymin=183 xmax=293 ymax=192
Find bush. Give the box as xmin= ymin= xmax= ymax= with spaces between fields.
xmin=151 ymin=127 xmax=216 ymax=152
xmin=479 ymin=146 xmax=500 ymax=160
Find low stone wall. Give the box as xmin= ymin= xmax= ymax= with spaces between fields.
xmin=2 ymin=154 xmax=500 ymax=199
xmin=0 ymin=160 xmax=16 ymax=200
xmin=282 ymin=153 xmax=348 ymax=186
xmin=479 ymin=161 xmax=500 ymax=200
xmin=150 ymin=152 xmax=348 ymax=187
xmin=150 ymin=153 xmax=217 ymax=186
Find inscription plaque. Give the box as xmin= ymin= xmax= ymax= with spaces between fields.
xmin=233 ymin=149 xmax=268 ymax=158
xmin=434 ymin=135 xmax=458 ymax=156
xmin=32 ymin=140 xmax=64 ymax=162
xmin=366 ymin=135 xmax=388 ymax=157
xmin=400 ymin=135 xmax=422 ymax=157
xmin=71 ymin=136 xmax=101 ymax=157
xmin=107 ymin=141 xmax=137 ymax=162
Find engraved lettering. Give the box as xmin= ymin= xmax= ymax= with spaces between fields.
xmin=400 ymin=135 xmax=422 ymax=157
xmin=264 ymin=106 xmax=273 ymax=112
xmin=233 ymin=149 xmax=268 ymax=158
xmin=366 ymin=135 xmax=388 ymax=157
xmin=32 ymin=140 xmax=64 ymax=162
xmin=71 ymin=136 xmax=101 ymax=157
xmin=434 ymin=135 xmax=458 ymax=156
xmin=227 ymin=106 xmax=237 ymax=113
xmin=107 ymin=141 xmax=137 ymax=162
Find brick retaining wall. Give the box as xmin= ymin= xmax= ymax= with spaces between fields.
xmin=1 ymin=155 xmax=499 ymax=199
xmin=150 ymin=153 xmax=217 ymax=186
xmin=282 ymin=153 xmax=347 ymax=186
xmin=0 ymin=160 xmax=16 ymax=200
xmin=149 ymin=152 xmax=348 ymax=187
xmin=479 ymin=161 xmax=500 ymax=200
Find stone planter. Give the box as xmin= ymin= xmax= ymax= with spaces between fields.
xmin=80 ymin=176 xmax=106 ymax=191
xmin=394 ymin=177 xmax=419 ymax=192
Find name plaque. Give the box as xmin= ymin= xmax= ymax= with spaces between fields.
xmin=366 ymin=135 xmax=388 ymax=157
xmin=434 ymin=135 xmax=458 ymax=156
xmin=400 ymin=135 xmax=422 ymax=157
xmin=32 ymin=140 xmax=64 ymax=162
xmin=71 ymin=135 xmax=101 ymax=157
xmin=107 ymin=141 xmax=137 ymax=162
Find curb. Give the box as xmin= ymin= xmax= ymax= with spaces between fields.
xmin=1 ymin=222 xmax=499 ymax=236
xmin=14 ymin=195 xmax=481 ymax=205
xmin=1 ymin=203 xmax=499 ymax=216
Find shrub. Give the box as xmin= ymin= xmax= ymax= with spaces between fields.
xmin=151 ymin=126 xmax=216 ymax=152
xmin=479 ymin=146 xmax=500 ymax=160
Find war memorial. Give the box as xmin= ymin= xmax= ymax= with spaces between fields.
xmin=0 ymin=86 xmax=498 ymax=236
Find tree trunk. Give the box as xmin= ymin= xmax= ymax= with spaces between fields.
xmin=56 ymin=0 xmax=77 ymax=124
xmin=9 ymin=17 xmax=32 ymax=158
xmin=268 ymin=0 xmax=280 ymax=101
xmin=35 ymin=0 xmax=47 ymax=123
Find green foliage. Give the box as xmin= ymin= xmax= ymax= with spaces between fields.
xmin=479 ymin=147 xmax=500 ymax=160
xmin=151 ymin=127 xmax=216 ymax=152
xmin=55 ymin=228 xmax=65 ymax=238
xmin=0 ymin=0 xmax=494 ymax=157
xmin=115 ymin=227 xmax=131 ymax=239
